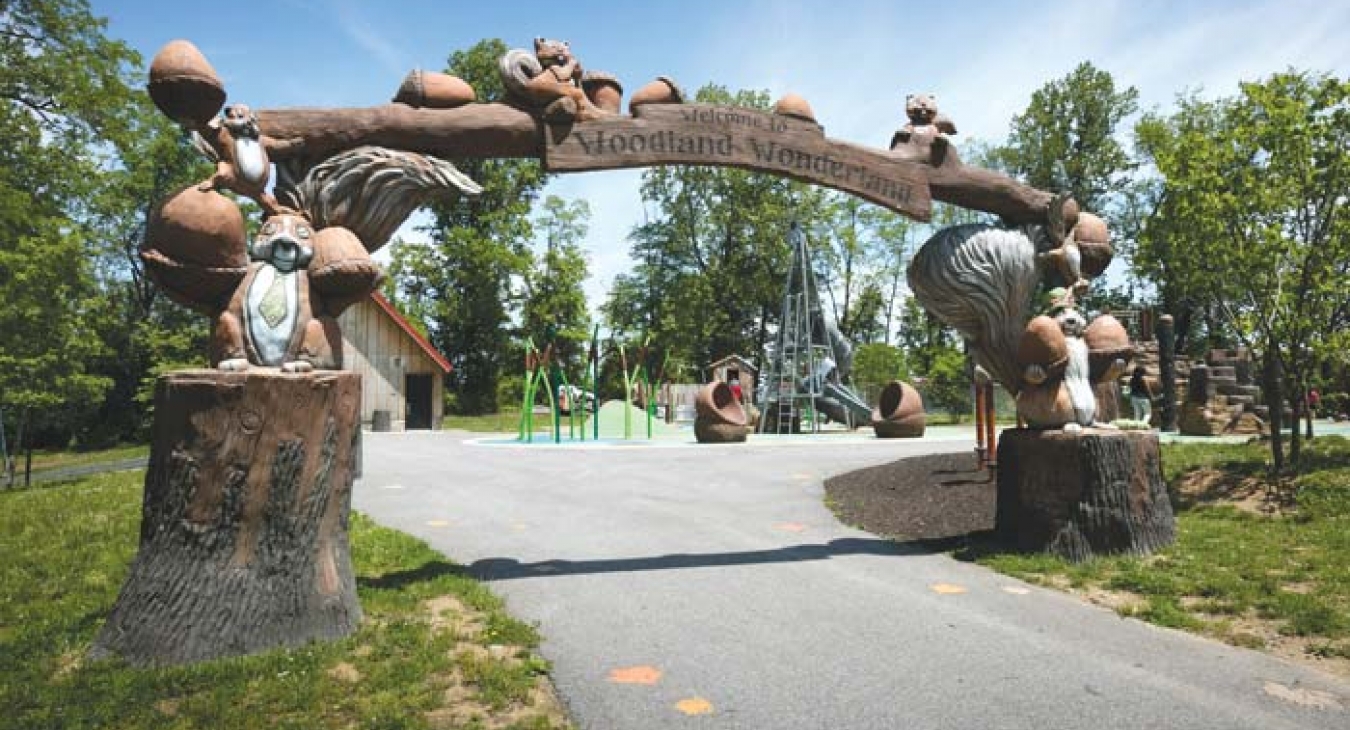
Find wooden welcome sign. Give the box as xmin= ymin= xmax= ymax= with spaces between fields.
xmin=545 ymin=104 xmax=933 ymax=219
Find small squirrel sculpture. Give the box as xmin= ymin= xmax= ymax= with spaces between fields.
xmin=499 ymin=38 xmax=610 ymax=122
xmin=214 ymin=214 xmax=378 ymax=372
xmin=195 ymin=104 xmax=285 ymax=216
xmin=890 ymin=93 xmax=958 ymax=150
xmin=1015 ymin=291 xmax=1125 ymax=430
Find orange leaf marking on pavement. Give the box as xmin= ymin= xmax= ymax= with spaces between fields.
xmin=425 ymin=520 xmax=450 ymax=528
xmin=930 ymin=583 xmax=967 ymax=594
xmin=775 ymin=522 xmax=808 ymax=532
xmin=675 ymin=697 xmax=715 ymax=715
xmin=608 ymin=665 xmax=662 ymax=685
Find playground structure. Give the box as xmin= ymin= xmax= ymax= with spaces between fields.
xmin=517 ymin=326 xmax=672 ymax=443
xmin=757 ymin=223 xmax=874 ymax=434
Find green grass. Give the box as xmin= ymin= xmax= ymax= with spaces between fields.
xmin=0 ymin=471 xmax=572 ymax=730
xmin=12 ymin=443 xmax=149 ymax=475
xmin=442 ymin=408 xmax=538 ymax=433
xmin=977 ymin=435 xmax=1350 ymax=659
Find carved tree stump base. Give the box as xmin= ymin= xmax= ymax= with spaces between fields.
xmin=92 ymin=369 xmax=363 ymax=666
xmin=995 ymin=428 xmax=1175 ymax=562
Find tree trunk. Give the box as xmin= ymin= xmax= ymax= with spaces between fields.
xmin=996 ymin=428 xmax=1176 ymax=562
xmin=92 ymin=369 xmax=363 ymax=666
xmin=1263 ymin=347 xmax=1285 ymax=474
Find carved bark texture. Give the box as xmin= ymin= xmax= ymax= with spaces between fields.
xmin=995 ymin=428 xmax=1175 ymax=562
xmin=92 ymin=370 xmax=363 ymax=665
xmin=255 ymin=103 xmax=1054 ymax=223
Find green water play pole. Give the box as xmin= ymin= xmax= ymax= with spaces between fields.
xmin=589 ymin=325 xmax=600 ymax=441
xmin=538 ymin=368 xmax=558 ymax=443
xmin=619 ymin=343 xmax=632 ymax=439
xmin=519 ymin=339 xmax=536 ymax=442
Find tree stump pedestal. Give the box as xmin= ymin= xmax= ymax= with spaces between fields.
xmin=995 ymin=428 xmax=1175 ymax=562
xmin=92 ymin=369 xmax=363 ymax=665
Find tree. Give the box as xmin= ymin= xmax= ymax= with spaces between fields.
xmin=851 ymin=342 xmax=905 ymax=391
xmin=1134 ymin=71 xmax=1350 ymax=472
xmin=0 ymin=0 xmax=143 ymax=464
xmin=603 ymin=85 xmax=832 ymax=369
xmin=388 ymin=39 xmax=544 ymax=414
xmin=995 ymin=62 xmax=1139 ymax=213
xmin=523 ymin=196 xmax=592 ymax=378
xmin=83 ymin=100 xmax=213 ymax=444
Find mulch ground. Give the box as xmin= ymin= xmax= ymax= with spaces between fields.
xmin=825 ymin=451 xmax=997 ymax=542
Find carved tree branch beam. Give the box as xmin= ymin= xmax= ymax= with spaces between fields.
xmin=929 ymin=156 xmax=1054 ymax=225
xmin=256 ymin=102 xmax=1053 ymax=223
xmin=258 ymin=103 xmax=544 ymax=163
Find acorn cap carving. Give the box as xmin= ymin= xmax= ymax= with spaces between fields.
xmin=582 ymin=71 xmax=623 ymax=114
xmin=773 ymin=93 xmax=816 ymax=123
xmin=1017 ymin=315 xmax=1069 ymax=370
xmin=694 ymin=381 xmax=746 ymax=426
xmin=629 ymin=76 xmax=684 ymax=114
xmin=1072 ymin=212 xmax=1114 ymax=277
xmin=392 ymin=69 xmax=476 ymax=109
xmin=1083 ymin=313 xmax=1130 ymax=352
xmin=141 ymin=185 xmax=247 ymax=312
xmin=148 ymin=40 xmax=225 ymax=126
xmin=309 ymin=226 xmax=383 ymax=314
xmin=1085 ymin=314 xmax=1135 ymax=380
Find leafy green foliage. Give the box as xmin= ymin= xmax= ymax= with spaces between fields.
xmin=388 ymin=39 xmax=545 ymax=414
xmin=603 ymin=85 xmax=835 ymax=371
xmin=851 ymin=343 xmax=905 ymax=391
xmin=522 ymin=196 xmax=592 ymax=380
xmin=994 ymin=61 xmax=1139 ymax=213
xmin=0 ymin=0 xmax=148 ymax=448
xmin=919 ymin=346 xmax=972 ymax=418
xmin=1135 ymin=71 xmax=1350 ymax=471
xmin=0 ymin=472 xmax=571 ymax=729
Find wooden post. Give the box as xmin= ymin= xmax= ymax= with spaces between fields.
xmin=995 ymin=428 xmax=1175 ymax=562
xmin=92 ymin=370 xmax=363 ymax=666
xmin=974 ymin=381 xmax=987 ymax=463
xmin=984 ymin=383 xmax=997 ymax=468
xmin=1157 ymin=314 xmax=1178 ymax=431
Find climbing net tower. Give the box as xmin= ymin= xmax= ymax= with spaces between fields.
xmin=758 ymin=223 xmax=835 ymax=434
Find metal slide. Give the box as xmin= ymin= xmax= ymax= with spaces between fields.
xmin=816 ymin=382 xmax=873 ymax=428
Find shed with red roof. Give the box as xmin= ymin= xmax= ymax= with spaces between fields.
xmin=338 ymin=292 xmax=451 ymax=431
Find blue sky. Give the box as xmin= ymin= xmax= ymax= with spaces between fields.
xmin=96 ymin=0 xmax=1350 ymax=309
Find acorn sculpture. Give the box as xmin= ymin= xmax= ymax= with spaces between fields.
xmin=694 ymin=381 xmax=749 ymax=443
xmin=872 ymin=380 xmax=926 ymax=438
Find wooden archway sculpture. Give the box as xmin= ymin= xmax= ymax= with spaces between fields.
xmin=93 ymin=38 xmax=1125 ymax=667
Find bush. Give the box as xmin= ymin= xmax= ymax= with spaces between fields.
xmin=1319 ymin=391 xmax=1349 ymax=418
xmin=920 ymin=347 xmax=973 ymax=418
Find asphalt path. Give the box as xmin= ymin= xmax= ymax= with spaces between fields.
xmin=355 ymin=431 xmax=1349 ymax=729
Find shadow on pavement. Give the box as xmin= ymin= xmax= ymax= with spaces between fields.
xmin=468 ymin=536 xmax=974 ymax=581
xmin=358 ymin=559 xmax=470 ymax=590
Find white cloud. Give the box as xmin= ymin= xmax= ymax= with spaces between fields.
xmin=324 ymin=0 xmax=409 ymax=79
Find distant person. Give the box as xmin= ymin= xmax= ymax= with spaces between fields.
xmin=1307 ymin=388 xmax=1320 ymax=417
xmin=728 ymin=376 xmax=743 ymax=403
xmin=1129 ymin=366 xmax=1153 ymax=423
